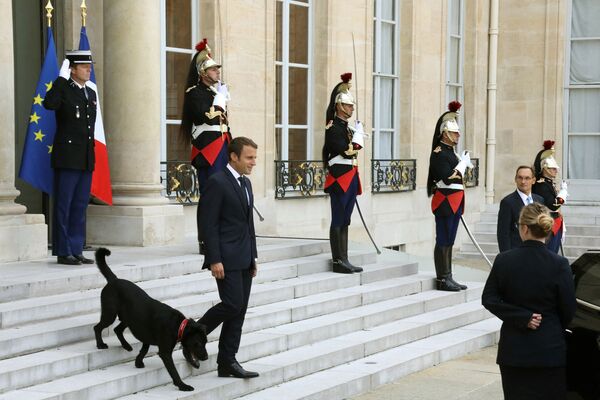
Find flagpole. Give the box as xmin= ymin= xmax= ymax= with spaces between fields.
xmin=81 ymin=0 xmax=87 ymax=27
xmin=45 ymin=0 xmax=53 ymax=26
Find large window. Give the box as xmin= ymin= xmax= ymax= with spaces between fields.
xmin=565 ymin=0 xmax=600 ymax=179
xmin=372 ymin=0 xmax=399 ymax=159
xmin=446 ymin=0 xmax=464 ymax=142
xmin=161 ymin=0 xmax=198 ymax=162
xmin=275 ymin=0 xmax=312 ymax=160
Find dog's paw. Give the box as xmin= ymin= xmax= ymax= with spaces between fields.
xmin=177 ymin=383 xmax=194 ymax=392
xmin=188 ymin=359 xmax=200 ymax=369
xmin=97 ymin=343 xmax=108 ymax=350
xmin=122 ymin=343 xmax=133 ymax=352
xmin=135 ymin=360 xmax=145 ymax=368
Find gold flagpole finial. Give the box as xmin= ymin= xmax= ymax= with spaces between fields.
xmin=45 ymin=0 xmax=54 ymax=27
xmin=81 ymin=0 xmax=87 ymax=27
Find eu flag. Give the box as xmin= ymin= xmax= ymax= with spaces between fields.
xmin=18 ymin=27 xmax=59 ymax=194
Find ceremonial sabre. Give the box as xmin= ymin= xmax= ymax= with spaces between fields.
xmin=355 ymin=200 xmax=382 ymax=255
xmin=460 ymin=216 xmax=493 ymax=268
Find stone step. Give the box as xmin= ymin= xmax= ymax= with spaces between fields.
xmin=563 ymin=235 xmax=600 ymax=248
xmin=0 ymin=253 xmax=400 ymax=361
xmin=0 ymin=240 xmax=332 ymax=303
xmin=561 ymin=204 xmax=600 ymax=216
xmin=0 ymin=295 xmax=490 ymax=400
xmin=234 ymin=319 xmax=501 ymax=400
xmin=118 ymin=308 xmax=498 ymax=400
xmin=460 ymin=241 xmax=498 ymax=254
xmin=0 ymin=272 xmax=426 ymax=393
xmin=0 ymin=250 xmax=376 ymax=329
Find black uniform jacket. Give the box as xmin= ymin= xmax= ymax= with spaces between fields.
xmin=533 ymin=177 xmax=563 ymax=217
xmin=43 ymin=77 xmax=96 ymax=171
xmin=497 ymin=191 xmax=544 ymax=252
xmin=184 ymin=82 xmax=231 ymax=168
xmin=482 ymin=240 xmax=576 ymax=368
xmin=428 ymin=142 xmax=464 ymax=217
xmin=323 ymin=117 xmax=360 ymax=194
xmin=200 ymin=168 xmax=258 ymax=271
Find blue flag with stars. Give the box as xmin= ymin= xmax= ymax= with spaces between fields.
xmin=18 ymin=27 xmax=59 ymax=194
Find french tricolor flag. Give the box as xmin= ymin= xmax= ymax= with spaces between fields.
xmin=79 ymin=26 xmax=113 ymax=205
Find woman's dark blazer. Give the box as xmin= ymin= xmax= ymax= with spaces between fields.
xmin=482 ymin=240 xmax=576 ymax=367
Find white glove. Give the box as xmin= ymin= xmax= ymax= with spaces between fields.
xmin=561 ymin=180 xmax=568 ymax=192
xmin=212 ymin=92 xmax=227 ymax=110
xmin=454 ymin=150 xmax=473 ymax=175
xmin=59 ymin=59 xmax=70 ymax=79
xmin=352 ymin=121 xmax=365 ymax=148
xmin=216 ymin=81 xmax=231 ymax=102
xmin=557 ymin=180 xmax=569 ymax=202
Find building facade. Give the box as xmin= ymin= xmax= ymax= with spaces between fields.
xmin=2 ymin=0 xmax=596 ymax=263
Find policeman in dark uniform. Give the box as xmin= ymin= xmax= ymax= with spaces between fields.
xmin=322 ymin=73 xmax=364 ymax=274
xmin=426 ymin=101 xmax=471 ymax=291
xmin=43 ymin=50 xmax=96 ymax=265
xmin=533 ymin=140 xmax=568 ymax=253
xmin=180 ymin=39 xmax=232 ymax=254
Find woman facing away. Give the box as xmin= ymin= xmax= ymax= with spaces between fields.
xmin=482 ymin=202 xmax=576 ymax=400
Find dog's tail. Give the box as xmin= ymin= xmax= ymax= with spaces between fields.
xmin=95 ymin=248 xmax=117 ymax=283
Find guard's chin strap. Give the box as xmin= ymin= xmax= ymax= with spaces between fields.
xmin=177 ymin=318 xmax=189 ymax=342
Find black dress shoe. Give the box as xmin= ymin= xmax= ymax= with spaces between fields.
xmin=57 ymin=255 xmax=82 ymax=265
xmin=74 ymin=254 xmax=94 ymax=264
xmin=217 ymin=361 xmax=259 ymax=378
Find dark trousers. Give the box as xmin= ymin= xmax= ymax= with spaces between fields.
xmin=547 ymin=223 xmax=563 ymax=254
xmin=500 ymin=365 xmax=566 ymax=400
xmin=434 ymin=207 xmax=463 ymax=246
xmin=52 ymin=168 xmax=92 ymax=256
xmin=199 ymin=267 xmax=252 ymax=365
xmin=196 ymin=145 xmax=229 ymax=242
xmin=330 ymin=174 xmax=358 ymax=228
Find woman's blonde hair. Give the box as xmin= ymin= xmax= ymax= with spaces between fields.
xmin=519 ymin=203 xmax=554 ymax=238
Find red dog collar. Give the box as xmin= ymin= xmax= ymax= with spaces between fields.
xmin=177 ymin=318 xmax=189 ymax=342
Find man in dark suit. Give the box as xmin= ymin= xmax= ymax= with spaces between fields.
xmin=497 ymin=166 xmax=543 ymax=253
xmin=43 ymin=50 xmax=96 ymax=265
xmin=198 ymin=136 xmax=259 ymax=379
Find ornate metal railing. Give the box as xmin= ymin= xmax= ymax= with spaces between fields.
xmin=464 ymin=158 xmax=480 ymax=188
xmin=371 ymin=159 xmax=417 ymax=193
xmin=275 ymin=160 xmax=327 ymax=199
xmin=160 ymin=161 xmax=200 ymax=204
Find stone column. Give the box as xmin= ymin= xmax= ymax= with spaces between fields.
xmin=86 ymin=0 xmax=184 ymax=246
xmin=0 ymin=0 xmax=47 ymax=262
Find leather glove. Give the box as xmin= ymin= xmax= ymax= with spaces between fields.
xmin=216 ymin=81 xmax=231 ymax=102
xmin=213 ymin=92 xmax=227 ymax=110
xmin=352 ymin=121 xmax=365 ymax=148
xmin=454 ymin=150 xmax=473 ymax=175
xmin=59 ymin=59 xmax=70 ymax=79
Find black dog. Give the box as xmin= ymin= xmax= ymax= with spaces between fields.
xmin=93 ymin=248 xmax=208 ymax=391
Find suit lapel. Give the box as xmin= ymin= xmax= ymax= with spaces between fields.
xmin=224 ymin=168 xmax=249 ymax=216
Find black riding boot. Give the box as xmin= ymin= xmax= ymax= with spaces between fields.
xmin=330 ymin=227 xmax=354 ymax=274
xmin=434 ymin=245 xmax=461 ymax=291
xmin=341 ymin=226 xmax=363 ymax=272
xmin=445 ymin=246 xmax=467 ymax=290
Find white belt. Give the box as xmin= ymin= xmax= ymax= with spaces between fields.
xmin=436 ymin=182 xmax=464 ymax=190
xmin=328 ymin=155 xmax=356 ymax=167
xmin=191 ymin=123 xmax=221 ymax=140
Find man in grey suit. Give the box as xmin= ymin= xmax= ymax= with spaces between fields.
xmin=497 ymin=166 xmax=543 ymax=252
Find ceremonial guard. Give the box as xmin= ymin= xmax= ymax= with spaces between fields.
xmin=43 ymin=50 xmax=96 ymax=265
xmin=426 ymin=101 xmax=471 ymax=291
xmin=322 ymin=73 xmax=364 ymax=274
xmin=180 ymin=39 xmax=232 ymax=254
xmin=533 ymin=140 xmax=568 ymax=253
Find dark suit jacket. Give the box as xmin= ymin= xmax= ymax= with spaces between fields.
xmin=43 ymin=77 xmax=96 ymax=171
xmin=497 ymin=191 xmax=543 ymax=252
xmin=200 ymin=168 xmax=257 ymax=270
xmin=482 ymin=240 xmax=576 ymax=368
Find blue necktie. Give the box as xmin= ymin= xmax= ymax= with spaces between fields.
xmin=238 ymin=176 xmax=249 ymax=206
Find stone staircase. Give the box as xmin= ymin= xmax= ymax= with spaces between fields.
xmin=0 ymin=237 xmax=499 ymax=400
xmin=458 ymin=203 xmax=600 ymax=263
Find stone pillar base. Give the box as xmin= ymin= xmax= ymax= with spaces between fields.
xmin=86 ymin=204 xmax=185 ymax=247
xmin=0 ymin=214 xmax=47 ymax=262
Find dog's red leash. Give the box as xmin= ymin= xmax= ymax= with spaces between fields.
xmin=177 ymin=318 xmax=189 ymax=342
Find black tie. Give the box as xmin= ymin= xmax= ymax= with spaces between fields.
xmin=238 ymin=176 xmax=249 ymax=206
